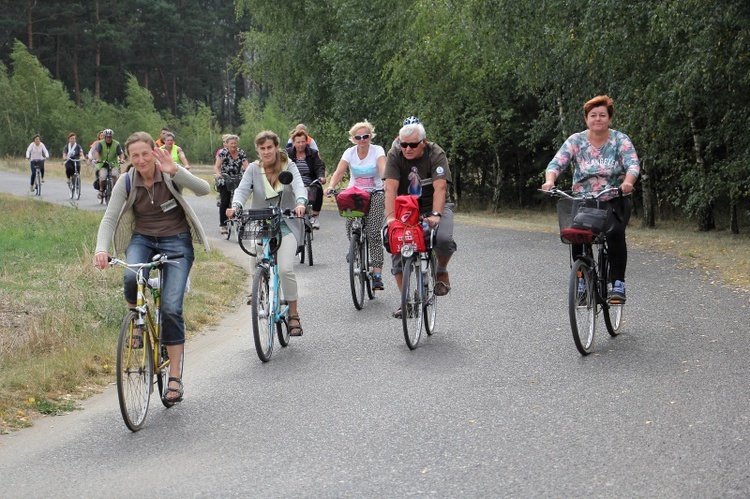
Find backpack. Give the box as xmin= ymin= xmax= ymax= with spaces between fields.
xmin=385 ymin=195 xmax=426 ymax=254
xmin=335 ymin=186 xmax=371 ymax=217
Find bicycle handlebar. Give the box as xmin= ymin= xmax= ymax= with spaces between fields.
xmin=540 ymin=186 xmax=623 ymax=200
xmin=109 ymin=253 xmax=184 ymax=272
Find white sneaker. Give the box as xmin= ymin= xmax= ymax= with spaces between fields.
xmin=312 ymin=216 xmax=320 ymax=229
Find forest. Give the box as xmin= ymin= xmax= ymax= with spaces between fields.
xmin=1 ymin=0 xmax=748 ymax=232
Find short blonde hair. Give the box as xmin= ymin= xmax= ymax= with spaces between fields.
xmin=348 ymin=120 xmax=376 ymax=144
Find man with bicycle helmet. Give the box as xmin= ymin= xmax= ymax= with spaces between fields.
xmin=94 ymin=129 xmax=124 ymax=199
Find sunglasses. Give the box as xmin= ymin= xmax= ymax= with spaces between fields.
xmin=400 ymin=140 xmax=422 ymax=149
xmin=353 ymin=134 xmax=371 ymax=140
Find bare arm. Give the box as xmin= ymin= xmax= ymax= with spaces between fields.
xmin=384 ymin=178 xmax=399 ymax=224
xmin=324 ymin=160 xmax=350 ymax=195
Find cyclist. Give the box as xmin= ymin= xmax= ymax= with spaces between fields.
xmin=286 ymin=128 xmax=326 ymax=229
xmin=384 ymin=121 xmax=457 ymax=317
xmin=391 ymin=115 xmax=421 ymax=149
xmin=25 ymin=134 xmax=49 ymax=191
xmin=226 ymin=131 xmax=308 ymax=336
xmin=325 ymin=120 xmax=387 ymax=291
xmin=213 ymin=134 xmax=249 ymax=235
xmin=155 ymin=127 xmax=170 ymax=148
xmin=284 ymin=123 xmax=319 ymax=152
xmin=542 ymin=95 xmax=640 ymax=303
xmin=161 ymin=132 xmax=190 ymax=170
xmin=62 ymin=132 xmax=86 ymax=187
xmin=93 ymin=129 xmax=125 ymax=200
xmin=93 ymin=131 xmax=211 ymax=403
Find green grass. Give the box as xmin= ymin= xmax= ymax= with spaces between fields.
xmin=0 ymin=193 xmax=245 ymax=433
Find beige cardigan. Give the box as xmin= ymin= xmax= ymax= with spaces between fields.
xmin=95 ymin=165 xmax=211 ymax=257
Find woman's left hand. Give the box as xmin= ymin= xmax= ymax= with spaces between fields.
xmin=153 ymin=147 xmax=178 ymax=175
xmin=620 ymin=182 xmax=634 ymax=194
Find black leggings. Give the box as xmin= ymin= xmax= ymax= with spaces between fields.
xmin=573 ymin=197 xmax=632 ymax=282
xmin=218 ymin=185 xmax=232 ymax=227
xmin=307 ymin=183 xmax=323 ymax=213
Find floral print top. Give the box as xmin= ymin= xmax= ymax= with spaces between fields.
xmin=546 ymin=129 xmax=640 ymax=200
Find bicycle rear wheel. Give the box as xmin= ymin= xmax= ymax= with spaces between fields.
xmin=225 ymin=220 xmax=233 ymax=240
xmin=402 ymin=257 xmax=424 ymax=350
xmin=277 ymin=316 xmax=290 ymax=347
xmin=349 ymin=235 xmax=365 ymax=310
xmin=423 ymin=252 xmax=437 ymax=336
xmin=604 ymin=303 xmax=624 ymax=336
xmin=569 ymin=259 xmax=596 ymax=355
xmin=156 ymin=342 xmax=182 ymax=408
xmin=116 ymin=311 xmax=153 ymax=431
xmin=251 ymin=269 xmax=274 ymax=362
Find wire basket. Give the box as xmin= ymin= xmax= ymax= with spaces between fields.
xmin=238 ymin=208 xmax=282 ymax=256
xmin=556 ymin=198 xmax=609 ymax=245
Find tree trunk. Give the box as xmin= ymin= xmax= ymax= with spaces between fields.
xmin=27 ymin=0 xmax=34 ymax=49
xmin=171 ymin=47 xmax=178 ymax=114
xmin=94 ymin=0 xmax=101 ymax=99
xmin=72 ymin=33 xmax=81 ymax=106
xmin=730 ymin=201 xmax=739 ymax=234
xmin=640 ymin=158 xmax=655 ymax=228
xmin=689 ymin=111 xmax=714 ymax=231
xmin=491 ymin=151 xmax=503 ymax=211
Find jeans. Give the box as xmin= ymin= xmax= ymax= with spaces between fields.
xmin=124 ymin=232 xmax=194 ymax=345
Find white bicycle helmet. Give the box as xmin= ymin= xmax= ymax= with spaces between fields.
xmin=403 ymin=116 xmax=420 ymax=125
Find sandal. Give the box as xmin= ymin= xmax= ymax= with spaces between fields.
xmin=288 ymin=315 xmax=303 ymax=336
xmin=435 ymin=272 xmax=452 ymax=296
xmin=165 ymin=377 xmax=184 ymax=403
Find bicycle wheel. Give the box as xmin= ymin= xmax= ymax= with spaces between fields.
xmin=305 ymin=229 xmax=313 ymax=266
xmin=104 ymin=176 xmax=113 ymax=204
xmin=251 ymin=269 xmax=274 ymax=362
xmin=569 ymin=259 xmax=596 ymax=355
xmin=74 ymin=174 xmax=81 ymax=200
xmin=423 ymin=252 xmax=438 ymax=336
xmin=349 ymin=235 xmax=365 ymax=310
xmin=600 ymin=251 xmax=624 ymax=336
xmin=34 ymin=171 xmax=42 ymax=196
xmin=68 ymin=177 xmax=75 ymax=199
xmin=277 ymin=316 xmax=290 ymax=347
xmin=298 ymin=225 xmax=307 ymax=264
xmin=156 ymin=342 xmax=182 ymax=408
xmin=225 ymin=220 xmax=233 ymax=240
xmin=364 ymin=238 xmax=374 ymax=300
xmin=116 ymin=311 xmax=153 ymax=431
xmin=402 ymin=256 xmax=424 ymax=350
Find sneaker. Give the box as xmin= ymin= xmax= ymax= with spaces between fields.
xmin=576 ymin=277 xmax=587 ymax=306
xmin=372 ymin=274 xmax=384 ymax=291
xmin=220 ymin=226 xmax=228 ymax=235
xmin=392 ymin=307 xmax=402 ymax=319
xmin=30 ymin=185 xmax=35 ymax=192
xmin=609 ymin=280 xmax=626 ymax=303
xmin=311 ymin=216 xmax=320 ymax=229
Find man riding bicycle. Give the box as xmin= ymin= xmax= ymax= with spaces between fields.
xmin=93 ymin=129 xmax=125 ymax=199
xmin=384 ymin=122 xmax=457 ymax=317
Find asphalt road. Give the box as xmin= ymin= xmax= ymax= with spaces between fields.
xmin=0 ymin=170 xmax=748 ymax=497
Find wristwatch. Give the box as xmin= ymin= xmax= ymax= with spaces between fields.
xmin=431 ymin=211 xmax=442 ymax=218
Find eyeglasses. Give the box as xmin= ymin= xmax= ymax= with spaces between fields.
xmin=400 ymin=141 xmax=422 ymax=149
xmin=353 ymin=134 xmax=371 ymax=140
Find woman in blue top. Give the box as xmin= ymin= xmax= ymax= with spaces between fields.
xmin=325 ymin=120 xmax=386 ymax=291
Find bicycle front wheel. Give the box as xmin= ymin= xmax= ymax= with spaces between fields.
xmin=116 ymin=311 xmax=153 ymax=432
xmin=569 ymin=259 xmax=596 ymax=355
xmin=349 ymin=235 xmax=365 ymax=310
xmin=225 ymin=220 xmax=233 ymax=240
xmin=305 ymin=229 xmax=313 ymax=266
xmin=35 ymin=171 xmax=42 ymax=196
xmin=251 ymin=269 xmax=274 ymax=362
xmin=402 ymin=256 xmax=424 ymax=350
xmin=74 ymin=174 xmax=81 ymax=200
xmin=423 ymin=252 xmax=438 ymax=336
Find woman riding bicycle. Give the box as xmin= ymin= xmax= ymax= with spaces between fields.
xmin=94 ymin=131 xmax=211 ymax=403
xmin=324 ymin=120 xmax=387 ymax=291
xmin=62 ymin=132 xmax=86 ymax=186
xmin=285 ymin=128 xmax=326 ymax=229
xmin=226 ymin=131 xmax=308 ymax=337
xmin=541 ymin=95 xmax=640 ymax=303
xmin=25 ymin=134 xmax=49 ymax=192
xmin=213 ymin=134 xmax=249 ymax=236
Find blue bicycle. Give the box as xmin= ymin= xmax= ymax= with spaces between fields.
xmin=236 ymin=171 xmax=296 ymax=362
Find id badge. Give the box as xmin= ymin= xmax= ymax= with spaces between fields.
xmin=161 ymin=199 xmax=177 ymax=212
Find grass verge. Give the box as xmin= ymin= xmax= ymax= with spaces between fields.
xmin=0 ymin=193 xmax=245 ymax=433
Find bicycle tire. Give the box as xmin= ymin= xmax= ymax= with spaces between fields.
xmin=277 ymin=316 xmax=290 ymax=347
xmin=423 ymin=252 xmax=437 ymax=336
xmin=402 ymin=256 xmax=424 ymax=350
xmin=252 ymin=269 xmax=274 ymax=362
xmin=225 ymin=220 xmax=232 ymax=240
xmin=74 ymin=174 xmax=81 ymax=200
xmin=305 ymin=229 xmax=313 ymax=266
xmin=363 ymin=237 xmax=374 ymax=300
xmin=116 ymin=311 xmax=153 ymax=432
xmin=68 ymin=177 xmax=74 ymax=199
xmin=349 ymin=236 xmax=365 ymax=310
xmin=600 ymin=249 xmax=624 ymax=336
xmin=569 ymin=259 xmax=596 ymax=355
xmin=35 ymin=171 xmax=42 ymax=196
xmin=298 ymin=226 xmax=306 ymax=264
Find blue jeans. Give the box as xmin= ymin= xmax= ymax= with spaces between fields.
xmin=124 ymin=233 xmax=194 ymax=345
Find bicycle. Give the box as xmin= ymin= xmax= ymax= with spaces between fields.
xmin=220 ymin=173 xmax=243 ymax=241
xmin=236 ymin=170 xmax=296 ymax=362
xmin=297 ymin=178 xmax=321 ymax=266
xmin=68 ymin=159 xmax=82 ymax=200
xmin=542 ymin=187 xmax=626 ymax=355
xmin=329 ymin=188 xmax=381 ymax=310
xmin=108 ymin=253 xmax=184 ymax=432
xmin=386 ymin=219 xmax=438 ymax=350
xmin=31 ymin=159 xmax=44 ymax=196
xmin=100 ymin=161 xmax=121 ymax=205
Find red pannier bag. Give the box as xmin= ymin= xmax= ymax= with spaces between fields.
xmin=335 ymin=186 xmax=371 ymax=217
xmin=385 ymin=195 xmax=426 ymax=254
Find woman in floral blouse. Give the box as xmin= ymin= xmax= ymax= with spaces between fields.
xmin=541 ymin=95 xmax=640 ymax=303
